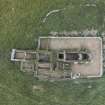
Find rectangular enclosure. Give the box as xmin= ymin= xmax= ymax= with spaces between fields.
xmin=11 ymin=49 xmax=36 ymax=61
xmin=39 ymin=37 xmax=103 ymax=78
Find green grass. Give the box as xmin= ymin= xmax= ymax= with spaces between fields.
xmin=0 ymin=0 xmax=105 ymax=105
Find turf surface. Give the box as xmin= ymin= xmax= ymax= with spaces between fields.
xmin=0 ymin=0 xmax=105 ymax=105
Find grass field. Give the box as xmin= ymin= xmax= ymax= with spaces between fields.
xmin=0 ymin=0 xmax=105 ymax=105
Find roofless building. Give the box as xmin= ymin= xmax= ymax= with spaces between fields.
xmin=11 ymin=37 xmax=103 ymax=80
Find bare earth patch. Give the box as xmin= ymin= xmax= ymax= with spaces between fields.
xmin=32 ymin=85 xmax=44 ymax=92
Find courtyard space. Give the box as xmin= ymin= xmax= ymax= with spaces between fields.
xmin=39 ymin=37 xmax=103 ymax=77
